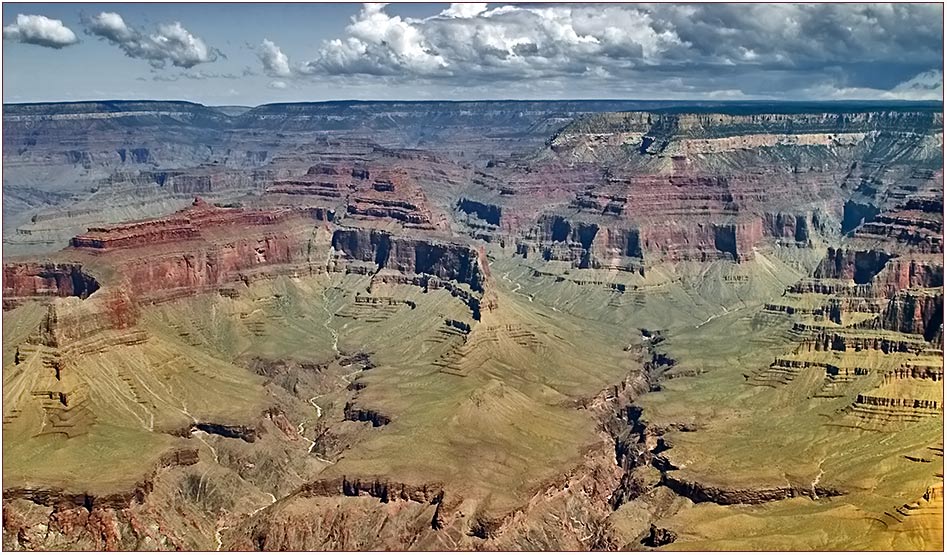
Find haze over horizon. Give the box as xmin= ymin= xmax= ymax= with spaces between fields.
xmin=3 ymin=2 xmax=944 ymax=105
xmin=4 ymin=97 xmax=946 ymax=109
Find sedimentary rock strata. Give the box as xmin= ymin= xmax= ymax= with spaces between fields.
xmin=2 ymin=262 xmax=100 ymax=309
xmin=753 ymin=165 xmax=943 ymax=433
xmin=330 ymin=228 xmax=486 ymax=292
xmin=2 ymin=101 xmax=943 ymax=551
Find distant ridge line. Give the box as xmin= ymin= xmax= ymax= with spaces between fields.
xmin=4 ymin=98 xmax=942 ymax=118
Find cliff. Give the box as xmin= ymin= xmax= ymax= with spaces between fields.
xmin=330 ymin=228 xmax=486 ymax=293
xmin=2 ymin=262 xmax=100 ymax=307
xmin=472 ymin=106 xmax=943 ymax=268
xmin=879 ymin=289 xmax=944 ymax=341
xmin=70 ymin=198 xmax=331 ymax=252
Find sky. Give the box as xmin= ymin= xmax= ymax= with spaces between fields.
xmin=2 ymin=2 xmax=944 ymax=106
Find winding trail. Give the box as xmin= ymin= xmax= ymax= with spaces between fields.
xmin=215 ymin=526 xmax=227 ymax=551
xmin=170 ymin=245 xmax=334 ymax=551
xmin=339 ymin=367 xmax=362 ymax=386
xmin=191 ymin=429 xmax=219 ymax=464
xmin=501 ymin=270 xmax=535 ymax=302
xmin=289 ymin=244 xmax=342 ymax=465
xmin=811 ymin=458 xmax=827 ymax=499
xmin=296 ymin=395 xmax=326 ymax=454
xmin=694 ymin=305 xmax=733 ymax=329
xmin=169 ymin=391 xmax=223 ymax=467
xmin=124 ymin=372 xmax=171 ymax=432
xmin=295 ymin=394 xmax=334 ymax=465
xmin=168 ymin=389 xmax=222 ymax=465
xmin=309 ymin=397 xmax=323 ymax=418
xmin=214 ymin=492 xmax=278 ymax=551
xmin=249 ymin=493 xmax=278 ymax=517
xmin=320 ymin=247 xmax=341 ymax=357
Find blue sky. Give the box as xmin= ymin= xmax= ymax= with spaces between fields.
xmin=3 ymin=3 xmax=944 ymax=106
xmin=3 ymin=3 xmax=444 ymax=104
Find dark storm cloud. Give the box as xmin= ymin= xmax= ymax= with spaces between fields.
xmin=260 ymin=3 xmax=944 ymax=100
xmin=657 ymin=4 xmax=942 ymax=70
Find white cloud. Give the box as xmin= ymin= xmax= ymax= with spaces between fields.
xmin=706 ymin=89 xmax=751 ymax=100
xmin=294 ymin=4 xmax=688 ymax=79
xmin=85 ymin=11 xmax=133 ymax=42
xmin=885 ymin=70 xmax=943 ymax=101
xmin=254 ymin=3 xmax=943 ymax=100
xmin=269 ymin=80 xmax=288 ymax=89
xmin=440 ymin=3 xmax=488 ymax=19
xmin=3 ymin=14 xmax=78 ymax=49
xmin=86 ymin=12 xmax=219 ymax=68
xmin=300 ymin=3 xmax=446 ymax=76
xmin=259 ymin=39 xmax=292 ymax=77
xmin=803 ymin=70 xmax=943 ymax=102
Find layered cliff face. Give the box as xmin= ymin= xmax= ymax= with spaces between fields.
xmin=552 ymin=110 xmax=942 ymax=163
xmin=880 ymin=289 xmax=944 ymax=341
xmin=7 ymin=100 xmax=939 ymax=267
xmin=2 ymin=98 xmax=676 ymax=200
xmin=2 ymin=262 xmax=100 ymax=308
xmin=268 ymin=160 xmax=450 ymax=232
xmin=454 ymin=107 xmax=941 ymax=269
xmin=10 ymin=199 xmax=330 ymax=303
xmin=815 ymin=194 xmax=945 ymax=299
xmin=751 ymin=162 xmax=943 ymax=455
xmin=817 ymin=248 xmax=897 ymax=284
xmin=3 ymin=193 xmax=492 ymax=329
xmin=330 ymin=228 xmax=485 ymax=293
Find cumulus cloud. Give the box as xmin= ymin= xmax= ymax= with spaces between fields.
xmin=259 ymin=39 xmax=292 ymax=77
xmin=439 ymin=3 xmax=488 ymax=19
xmin=885 ymin=70 xmax=944 ymax=101
xmin=260 ymin=3 xmax=942 ymax=100
xmin=269 ymin=80 xmax=288 ymax=89
xmin=299 ymin=3 xmax=446 ymax=76
xmin=3 ymin=14 xmax=78 ymax=49
xmin=85 ymin=12 xmax=220 ymax=68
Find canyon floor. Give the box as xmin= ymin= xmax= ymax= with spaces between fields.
xmin=1 ymin=100 xmax=944 ymax=550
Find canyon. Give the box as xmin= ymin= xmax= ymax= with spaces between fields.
xmin=1 ymin=99 xmax=943 ymax=551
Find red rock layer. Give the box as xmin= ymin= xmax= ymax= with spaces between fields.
xmin=467 ymin=161 xmax=841 ymax=267
xmin=265 ymin=148 xmax=465 ymax=232
xmin=880 ymin=289 xmax=944 ymax=341
xmin=346 ymin=171 xmax=439 ymax=230
xmin=70 ymin=198 xmax=331 ymax=251
xmin=815 ymin=195 xmax=945 ymax=300
xmin=2 ymin=263 xmax=100 ymax=302
xmin=117 ymin=234 xmax=307 ymax=299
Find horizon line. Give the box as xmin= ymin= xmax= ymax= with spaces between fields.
xmin=4 ymin=98 xmax=944 ymax=109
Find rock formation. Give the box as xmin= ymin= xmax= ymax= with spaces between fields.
xmin=2 ymin=262 xmax=100 ymax=308
xmin=2 ymin=101 xmax=943 ymax=551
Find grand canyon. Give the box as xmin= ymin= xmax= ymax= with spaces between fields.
xmin=0 ymin=98 xmax=942 ymax=550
